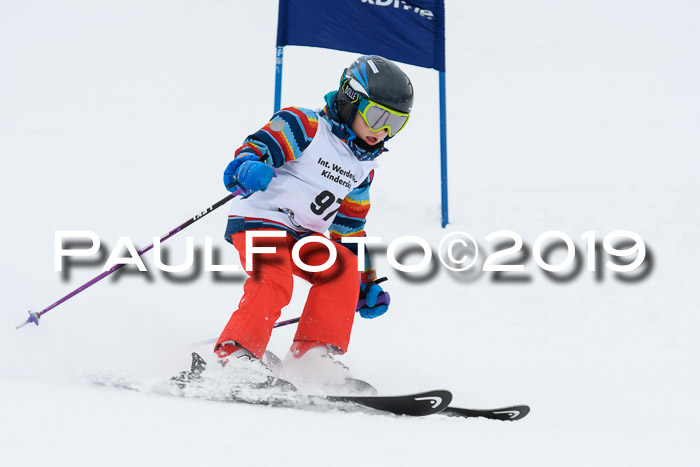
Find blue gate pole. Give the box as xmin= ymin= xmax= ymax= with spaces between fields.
xmin=439 ymin=70 xmax=449 ymax=227
xmin=274 ymin=46 xmax=284 ymax=113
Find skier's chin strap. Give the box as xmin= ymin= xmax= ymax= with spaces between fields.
xmin=351 ymin=129 xmax=385 ymax=154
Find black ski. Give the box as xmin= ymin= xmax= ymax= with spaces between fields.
xmin=167 ymin=352 xmax=452 ymax=417
xmin=259 ymin=350 xmax=531 ymax=421
xmin=325 ymin=390 xmax=452 ymax=416
xmin=441 ymin=405 xmax=530 ymax=421
xmin=88 ymin=351 xmax=529 ymax=421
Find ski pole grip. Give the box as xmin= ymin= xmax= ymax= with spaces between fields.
xmin=356 ymin=291 xmax=391 ymax=312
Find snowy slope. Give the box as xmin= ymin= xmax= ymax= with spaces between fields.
xmin=1 ymin=1 xmax=699 ymax=466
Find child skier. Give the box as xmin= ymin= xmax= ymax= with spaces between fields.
xmin=214 ymin=55 xmax=413 ymax=394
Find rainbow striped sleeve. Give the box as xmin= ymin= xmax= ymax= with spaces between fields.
xmin=234 ymin=107 xmax=319 ymax=167
xmin=329 ymin=171 xmax=374 ymax=241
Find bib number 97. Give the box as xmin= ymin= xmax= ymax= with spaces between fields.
xmin=310 ymin=190 xmax=343 ymax=221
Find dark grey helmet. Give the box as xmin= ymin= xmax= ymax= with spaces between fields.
xmin=336 ymin=55 xmax=414 ymax=124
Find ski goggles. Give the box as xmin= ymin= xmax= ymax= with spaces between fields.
xmin=356 ymin=97 xmax=410 ymax=137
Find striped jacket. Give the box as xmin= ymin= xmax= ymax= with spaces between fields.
xmin=224 ymin=91 xmax=386 ymax=263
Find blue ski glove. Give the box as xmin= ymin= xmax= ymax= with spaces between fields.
xmin=223 ymin=155 xmax=274 ymax=193
xmin=236 ymin=160 xmax=274 ymax=192
xmin=357 ymin=274 xmax=390 ymax=319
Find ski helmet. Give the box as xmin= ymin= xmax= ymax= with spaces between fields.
xmin=336 ymin=55 xmax=414 ymax=125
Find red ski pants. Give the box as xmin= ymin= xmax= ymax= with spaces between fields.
xmin=216 ymin=229 xmax=360 ymax=359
